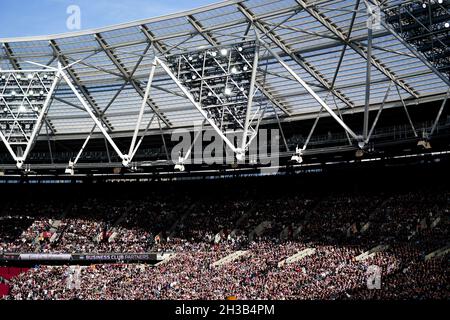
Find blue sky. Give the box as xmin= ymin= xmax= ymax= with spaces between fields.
xmin=0 ymin=0 xmax=217 ymax=38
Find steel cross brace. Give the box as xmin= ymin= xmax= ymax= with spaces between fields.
xmin=61 ymin=66 xmax=158 ymax=169
xmin=3 ymin=60 xmax=159 ymax=171
xmin=155 ymin=57 xmax=247 ymax=160
xmin=257 ymin=38 xmax=361 ymax=145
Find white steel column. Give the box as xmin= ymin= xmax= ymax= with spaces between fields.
xmin=239 ymin=43 xmax=260 ymax=159
xmin=0 ymin=67 xmax=62 ymax=168
xmin=60 ymin=71 xmax=130 ymax=166
xmin=258 ymin=39 xmax=360 ymax=142
xmin=156 ymin=57 xmax=240 ymax=155
xmin=129 ymin=60 xmax=157 ymax=156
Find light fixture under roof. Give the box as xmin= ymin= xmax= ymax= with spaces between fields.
xmin=18 ymin=105 xmax=27 ymax=113
xmin=164 ymin=40 xmax=257 ymax=130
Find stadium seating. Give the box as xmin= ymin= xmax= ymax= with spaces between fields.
xmin=0 ymin=177 xmax=447 ymax=300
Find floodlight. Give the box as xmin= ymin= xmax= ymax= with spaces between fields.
xmin=16 ymin=161 xmax=24 ymax=169
xmin=192 ymin=75 xmax=197 ymax=80
xmin=174 ymin=163 xmax=185 ymax=172
xmin=243 ymin=65 xmax=248 ymax=71
xmin=208 ymin=91 xmax=213 ymax=97
xmin=18 ymin=105 xmax=26 ymax=113
xmin=445 ymin=22 xmax=449 ymax=28
xmin=224 ymin=87 xmax=232 ymax=95
xmin=11 ymin=90 xmax=16 ymax=96
xmin=27 ymin=74 xmax=33 ymax=79
xmin=290 ymin=147 xmax=303 ymax=164
xmin=238 ymin=47 xmax=243 ymax=52
xmin=220 ymin=49 xmax=228 ymax=56
xmin=210 ymin=51 xmax=217 ymax=57
xmin=231 ymin=67 xmax=238 ymax=74
xmin=438 ymin=0 xmax=443 ymax=4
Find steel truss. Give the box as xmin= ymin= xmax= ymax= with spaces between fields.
xmin=0 ymin=0 xmax=449 ymax=173
xmin=0 ymin=61 xmax=158 ymax=170
xmin=0 ymin=65 xmax=61 ymax=168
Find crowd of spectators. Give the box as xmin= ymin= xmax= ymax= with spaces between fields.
xmin=0 ymin=182 xmax=448 ymax=300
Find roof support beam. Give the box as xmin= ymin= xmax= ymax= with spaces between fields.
xmin=140 ymin=25 xmax=168 ymax=54
xmin=380 ymin=20 xmax=450 ymax=87
xmin=366 ymin=81 xmax=393 ymax=143
xmin=186 ymin=14 xmax=292 ymax=116
xmin=330 ymin=0 xmax=361 ymax=89
xmin=237 ymin=2 xmax=355 ymax=110
xmin=294 ymin=0 xmax=419 ymax=99
xmin=2 ymin=43 xmax=21 ymax=70
xmin=259 ymin=39 xmax=359 ymax=143
xmin=364 ymin=10 xmax=373 ymax=141
xmin=156 ymin=57 xmax=240 ymax=154
xmin=94 ymin=33 xmax=172 ymax=128
xmin=3 ymin=43 xmax=57 ymax=135
xmin=49 ymin=40 xmax=114 ymax=132
xmin=60 ymin=70 xmax=129 ymax=164
xmin=429 ymin=89 xmax=450 ymax=138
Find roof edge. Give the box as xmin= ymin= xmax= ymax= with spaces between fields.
xmin=0 ymin=0 xmax=243 ymax=43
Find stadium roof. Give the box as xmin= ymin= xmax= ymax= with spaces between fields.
xmin=0 ymin=0 xmax=448 ymax=141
